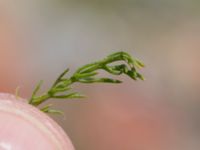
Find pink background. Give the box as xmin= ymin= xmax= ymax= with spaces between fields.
xmin=0 ymin=1 xmax=200 ymax=149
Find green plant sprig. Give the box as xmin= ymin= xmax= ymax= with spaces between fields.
xmin=29 ymin=51 xmax=144 ymax=114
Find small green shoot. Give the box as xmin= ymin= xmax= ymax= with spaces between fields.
xmin=28 ymin=51 xmax=144 ymax=114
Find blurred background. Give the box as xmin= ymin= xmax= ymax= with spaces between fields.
xmin=0 ymin=0 xmax=200 ymax=149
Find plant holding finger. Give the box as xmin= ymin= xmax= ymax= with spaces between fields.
xmin=0 ymin=51 xmax=144 ymax=150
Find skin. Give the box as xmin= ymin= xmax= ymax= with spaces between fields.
xmin=0 ymin=93 xmax=74 ymax=150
